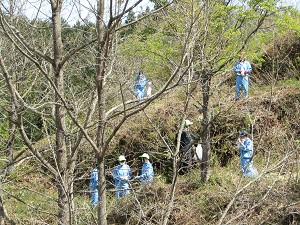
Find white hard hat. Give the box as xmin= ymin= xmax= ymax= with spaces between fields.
xmin=139 ymin=153 xmax=149 ymax=159
xmin=118 ymin=155 xmax=126 ymax=161
xmin=184 ymin=120 xmax=193 ymax=127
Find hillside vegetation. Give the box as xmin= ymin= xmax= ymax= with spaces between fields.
xmin=6 ymin=77 xmax=300 ymax=224
xmin=1 ymin=1 xmax=300 ymax=224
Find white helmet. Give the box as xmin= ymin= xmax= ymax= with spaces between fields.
xmin=118 ymin=155 xmax=126 ymax=161
xmin=139 ymin=153 xmax=149 ymax=159
xmin=184 ymin=120 xmax=193 ymax=127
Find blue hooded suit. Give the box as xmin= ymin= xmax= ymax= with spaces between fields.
xmin=89 ymin=167 xmax=98 ymax=206
xmin=134 ymin=74 xmax=148 ymax=99
xmin=233 ymin=60 xmax=252 ymax=99
xmin=238 ymin=137 xmax=258 ymax=178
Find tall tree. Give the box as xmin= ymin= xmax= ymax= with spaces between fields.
xmin=0 ymin=0 xmax=185 ymax=224
xmin=0 ymin=0 xmax=97 ymax=223
xmin=93 ymin=0 xmax=190 ymax=223
xmin=189 ymin=0 xmax=277 ymax=182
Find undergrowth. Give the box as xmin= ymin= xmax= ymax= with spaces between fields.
xmin=3 ymin=80 xmax=300 ymax=224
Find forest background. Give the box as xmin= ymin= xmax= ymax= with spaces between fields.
xmin=0 ymin=0 xmax=299 ymax=224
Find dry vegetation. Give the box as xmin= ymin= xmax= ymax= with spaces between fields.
xmin=102 ymin=78 xmax=299 ymax=225
xmin=4 ymin=34 xmax=300 ymax=224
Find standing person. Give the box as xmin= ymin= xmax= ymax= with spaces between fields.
xmin=89 ymin=165 xmax=98 ymax=206
xmin=113 ymin=155 xmax=132 ymax=198
xmin=178 ymin=120 xmax=200 ymax=174
xmin=233 ymin=52 xmax=252 ymax=100
xmin=134 ymin=70 xmax=149 ymax=99
xmin=238 ymin=130 xmax=258 ymax=178
xmin=135 ymin=153 xmax=154 ymax=188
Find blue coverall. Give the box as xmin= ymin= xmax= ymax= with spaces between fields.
xmin=233 ymin=60 xmax=252 ymax=99
xmin=113 ymin=163 xmax=132 ymax=198
xmin=238 ymin=138 xmax=258 ymax=178
xmin=135 ymin=161 xmax=154 ymax=187
xmin=89 ymin=167 xmax=98 ymax=206
xmin=134 ymin=75 xmax=148 ymax=99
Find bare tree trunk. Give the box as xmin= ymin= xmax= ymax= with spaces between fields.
xmin=95 ymin=0 xmax=108 ymax=223
xmin=0 ymin=117 xmax=16 ymax=225
xmin=0 ymin=192 xmax=4 ymax=225
xmin=51 ymin=0 xmax=70 ymax=224
xmin=95 ymin=63 xmax=108 ymax=225
xmin=0 ymin=2 xmax=17 ymax=223
xmin=95 ymin=47 xmax=108 ymax=225
xmin=97 ymin=155 xmax=107 ymax=225
xmin=200 ymin=71 xmax=211 ymax=183
xmin=0 ymin=46 xmax=20 ymax=225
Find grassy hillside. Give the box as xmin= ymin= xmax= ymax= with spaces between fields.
xmin=4 ymin=78 xmax=300 ymax=224
xmin=106 ymin=78 xmax=300 ymax=224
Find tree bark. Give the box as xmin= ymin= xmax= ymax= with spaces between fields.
xmin=95 ymin=0 xmax=108 ymax=223
xmin=200 ymin=71 xmax=211 ymax=183
xmin=51 ymin=0 xmax=70 ymax=224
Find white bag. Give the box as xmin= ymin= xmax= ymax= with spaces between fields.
xmin=147 ymin=86 xmax=152 ymax=97
xmin=195 ymin=144 xmax=203 ymax=161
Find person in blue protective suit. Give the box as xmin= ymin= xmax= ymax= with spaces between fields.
xmin=89 ymin=165 xmax=98 ymax=206
xmin=134 ymin=70 xmax=149 ymax=99
xmin=113 ymin=155 xmax=132 ymax=198
xmin=238 ymin=130 xmax=258 ymax=178
xmin=135 ymin=153 xmax=154 ymax=188
xmin=233 ymin=52 xmax=252 ymax=100
xmin=178 ymin=120 xmax=200 ymax=174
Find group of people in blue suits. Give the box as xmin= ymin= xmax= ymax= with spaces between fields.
xmin=234 ymin=53 xmax=258 ymax=176
xmin=113 ymin=153 xmax=154 ymax=199
xmin=90 ymin=56 xmax=255 ymax=206
xmin=90 ymin=153 xmax=154 ymax=206
xmin=178 ymin=120 xmax=258 ymax=178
